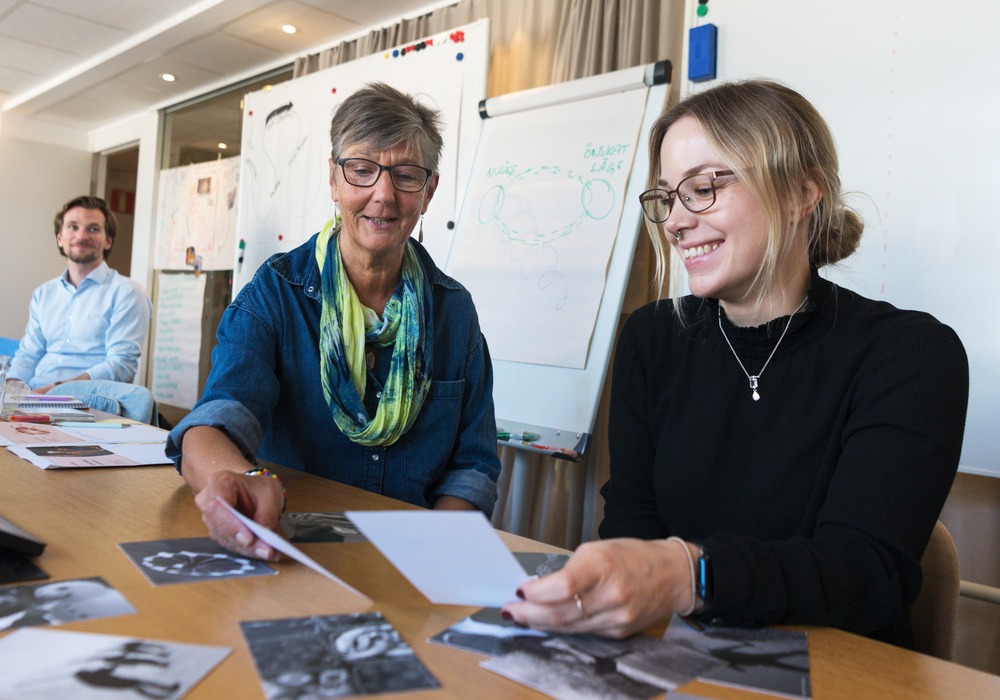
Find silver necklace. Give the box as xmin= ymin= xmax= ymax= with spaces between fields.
xmin=718 ymin=297 xmax=807 ymax=402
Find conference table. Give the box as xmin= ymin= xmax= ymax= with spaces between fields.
xmin=3 ymin=442 xmax=999 ymax=699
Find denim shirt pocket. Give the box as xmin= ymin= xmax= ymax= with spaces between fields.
xmin=402 ymin=379 xmax=465 ymax=485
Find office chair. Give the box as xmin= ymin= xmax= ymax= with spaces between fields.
xmin=55 ymin=380 xmax=158 ymax=426
xmin=910 ymin=520 xmax=960 ymax=660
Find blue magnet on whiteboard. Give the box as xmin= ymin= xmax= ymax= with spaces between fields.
xmin=688 ymin=23 xmax=717 ymax=82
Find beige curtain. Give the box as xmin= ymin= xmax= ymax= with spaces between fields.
xmin=294 ymin=0 xmax=567 ymax=96
xmin=295 ymin=0 xmax=685 ymax=548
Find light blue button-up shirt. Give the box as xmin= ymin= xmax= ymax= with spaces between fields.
xmin=9 ymin=261 xmax=152 ymax=389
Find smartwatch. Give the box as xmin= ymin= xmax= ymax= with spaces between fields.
xmin=697 ymin=549 xmax=713 ymax=608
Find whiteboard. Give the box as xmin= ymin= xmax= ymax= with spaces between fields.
xmin=232 ymin=20 xmax=489 ymax=296
xmin=684 ymin=0 xmax=1000 ymax=477
xmin=447 ymin=63 xmax=671 ymax=445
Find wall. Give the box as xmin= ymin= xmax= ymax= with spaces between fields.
xmin=678 ymin=0 xmax=1000 ymax=674
xmin=0 ymin=133 xmax=91 ymax=339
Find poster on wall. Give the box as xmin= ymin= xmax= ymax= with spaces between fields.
xmin=154 ymin=157 xmax=240 ymax=271
xmin=151 ymin=272 xmax=206 ymax=409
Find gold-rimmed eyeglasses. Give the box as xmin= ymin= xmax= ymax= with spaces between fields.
xmin=336 ymin=157 xmax=433 ymax=193
xmin=639 ymin=170 xmax=735 ymax=223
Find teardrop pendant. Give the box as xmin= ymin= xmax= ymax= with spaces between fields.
xmin=752 ymin=389 xmax=760 ymax=401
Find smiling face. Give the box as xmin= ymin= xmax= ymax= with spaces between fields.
xmin=56 ymin=206 xmax=112 ymax=268
xmin=658 ymin=116 xmax=772 ymax=306
xmin=329 ymin=141 xmax=438 ymax=269
xmin=658 ymin=115 xmax=813 ymax=323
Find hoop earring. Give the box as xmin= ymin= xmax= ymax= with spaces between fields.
xmin=418 ymin=215 xmax=424 ymax=244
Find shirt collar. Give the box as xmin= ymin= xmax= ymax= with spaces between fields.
xmin=60 ymin=260 xmax=111 ymax=290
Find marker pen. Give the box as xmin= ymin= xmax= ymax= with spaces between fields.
xmin=9 ymin=414 xmax=50 ymax=423
xmin=497 ymin=431 xmax=540 ymax=443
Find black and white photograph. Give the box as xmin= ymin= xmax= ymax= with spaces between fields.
xmin=661 ymin=618 xmax=812 ymax=699
xmin=482 ymin=633 xmax=679 ymax=700
xmin=429 ymin=606 xmax=551 ymax=657
xmin=241 ymin=612 xmax=439 ymax=699
xmin=432 ymin=605 xmax=694 ymax=698
xmin=119 ymin=537 xmax=276 ymax=586
xmin=0 ymin=576 xmax=135 ymax=631
xmin=0 ymin=627 xmax=230 ymax=699
xmin=514 ymin=552 xmax=569 ymax=577
xmin=279 ymin=511 xmax=368 ymax=543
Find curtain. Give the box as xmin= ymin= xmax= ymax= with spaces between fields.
xmin=295 ymin=0 xmax=685 ymax=548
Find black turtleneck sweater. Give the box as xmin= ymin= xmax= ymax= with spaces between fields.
xmin=600 ymin=269 xmax=968 ymax=648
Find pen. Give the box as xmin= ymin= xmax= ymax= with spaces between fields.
xmin=55 ymin=421 xmax=128 ymax=429
xmin=497 ymin=431 xmax=540 ymax=443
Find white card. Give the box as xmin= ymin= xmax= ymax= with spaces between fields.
xmin=217 ymin=499 xmax=371 ymax=603
xmin=346 ymin=510 xmax=530 ymax=606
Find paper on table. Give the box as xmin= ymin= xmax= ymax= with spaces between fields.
xmin=8 ymin=442 xmax=172 ymax=469
xmin=216 ymin=499 xmax=371 ymax=603
xmin=0 ymin=421 xmax=166 ymax=446
xmin=346 ymin=510 xmax=530 ymax=607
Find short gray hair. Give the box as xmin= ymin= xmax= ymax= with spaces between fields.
xmin=329 ymin=82 xmax=444 ymax=172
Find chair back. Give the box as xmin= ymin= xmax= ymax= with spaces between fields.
xmin=910 ymin=520 xmax=960 ymax=660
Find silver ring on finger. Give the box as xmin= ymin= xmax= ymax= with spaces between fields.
xmin=573 ymin=592 xmax=587 ymax=618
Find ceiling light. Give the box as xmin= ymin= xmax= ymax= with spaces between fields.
xmin=161 ymin=73 xmax=176 ymax=82
xmin=281 ymin=24 xmax=297 ymax=34
xmin=218 ymin=143 xmax=228 ymax=150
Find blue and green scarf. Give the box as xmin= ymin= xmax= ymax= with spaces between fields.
xmin=315 ymin=220 xmax=432 ymax=446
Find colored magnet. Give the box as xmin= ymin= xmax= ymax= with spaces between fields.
xmin=688 ymin=23 xmax=717 ymax=82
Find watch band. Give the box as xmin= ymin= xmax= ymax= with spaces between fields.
xmin=697 ymin=548 xmax=713 ymax=608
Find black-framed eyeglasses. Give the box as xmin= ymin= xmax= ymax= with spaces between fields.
xmin=638 ymin=170 xmax=735 ymax=223
xmin=336 ymin=157 xmax=433 ymax=193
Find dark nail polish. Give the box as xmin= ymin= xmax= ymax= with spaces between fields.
xmin=516 ymin=588 xmax=525 ymax=599
xmin=501 ymin=610 xmax=513 ymax=621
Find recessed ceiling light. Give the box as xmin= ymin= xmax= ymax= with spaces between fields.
xmin=161 ymin=73 xmax=176 ymax=82
xmin=281 ymin=24 xmax=297 ymax=34
xmin=218 ymin=143 xmax=228 ymax=149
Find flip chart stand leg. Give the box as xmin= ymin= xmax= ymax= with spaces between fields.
xmin=510 ymin=450 xmax=532 ymax=536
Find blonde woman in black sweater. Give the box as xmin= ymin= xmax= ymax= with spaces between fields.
xmin=503 ymin=80 xmax=968 ymax=649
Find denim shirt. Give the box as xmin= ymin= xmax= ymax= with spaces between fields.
xmin=166 ymin=234 xmax=500 ymax=515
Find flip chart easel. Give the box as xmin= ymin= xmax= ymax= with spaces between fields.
xmin=447 ymin=61 xmax=671 ymax=470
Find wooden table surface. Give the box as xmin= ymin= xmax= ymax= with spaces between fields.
xmin=3 ymin=446 xmax=999 ymax=699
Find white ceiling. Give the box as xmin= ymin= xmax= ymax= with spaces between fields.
xmin=0 ymin=0 xmax=443 ymax=143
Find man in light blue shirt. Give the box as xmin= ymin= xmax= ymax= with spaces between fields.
xmin=9 ymin=196 xmax=152 ymax=392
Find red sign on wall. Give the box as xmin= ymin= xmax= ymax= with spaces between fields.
xmin=109 ymin=189 xmax=135 ymax=215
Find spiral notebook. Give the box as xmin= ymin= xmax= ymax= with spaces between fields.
xmin=16 ymin=395 xmax=89 ymax=410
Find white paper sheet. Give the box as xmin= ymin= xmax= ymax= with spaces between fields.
xmin=217 ymin=499 xmax=371 ymax=603
xmin=0 ymin=421 xmax=166 ymax=446
xmin=151 ymin=272 xmax=206 ymax=409
xmin=154 ymin=157 xmax=241 ymax=271
xmin=346 ymin=511 xmax=530 ymax=607
xmin=447 ymin=88 xmax=648 ymax=368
